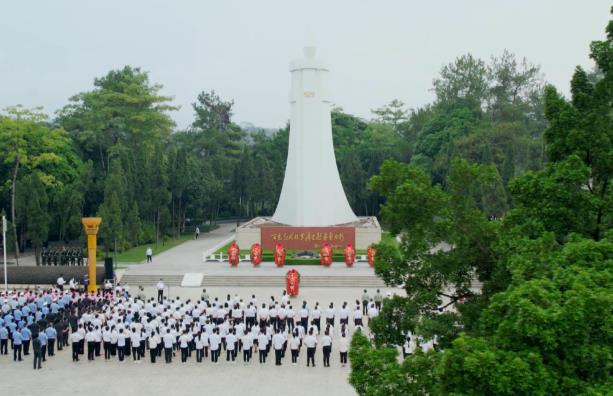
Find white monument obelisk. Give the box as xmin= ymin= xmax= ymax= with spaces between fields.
xmin=272 ymin=47 xmax=358 ymax=227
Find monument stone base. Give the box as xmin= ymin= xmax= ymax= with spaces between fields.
xmin=236 ymin=216 xmax=382 ymax=250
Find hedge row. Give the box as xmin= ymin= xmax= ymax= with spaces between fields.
xmin=261 ymin=253 xmax=346 ymax=262
xmin=0 ymin=266 xmax=105 ymax=284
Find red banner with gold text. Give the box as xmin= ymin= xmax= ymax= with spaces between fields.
xmin=261 ymin=227 xmax=355 ymax=250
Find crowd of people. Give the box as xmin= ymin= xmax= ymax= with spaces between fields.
xmin=0 ymin=287 xmax=109 ymax=369
xmin=0 ymin=285 xmax=402 ymax=370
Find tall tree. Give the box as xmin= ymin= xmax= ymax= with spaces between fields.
xmin=0 ymin=106 xmax=80 ymax=264
xmin=98 ymin=159 xmax=126 ymax=255
xmin=16 ymin=173 xmax=50 ymax=265
xmin=58 ymin=66 xmax=176 ymax=216
xmin=350 ymin=9 xmax=613 ymax=395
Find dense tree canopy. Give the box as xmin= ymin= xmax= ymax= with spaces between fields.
xmin=1 ymin=45 xmax=549 ymax=269
xmin=350 ymin=10 xmax=613 ymax=396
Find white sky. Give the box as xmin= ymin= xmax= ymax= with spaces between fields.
xmin=0 ymin=1 xmax=610 ymax=129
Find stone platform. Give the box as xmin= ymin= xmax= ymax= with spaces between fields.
xmin=119 ymin=222 xmax=387 ymax=289
xmin=236 ymin=216 xmax=381 ymax=250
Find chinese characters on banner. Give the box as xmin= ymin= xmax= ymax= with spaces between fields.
xmin=261 ymin=227 xmax=356 ymax=250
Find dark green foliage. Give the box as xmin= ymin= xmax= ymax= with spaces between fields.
xmin=349 ymin=10 xmax=613 ymax=395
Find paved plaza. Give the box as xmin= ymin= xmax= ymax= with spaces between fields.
xmin=2 ymin=227 xmax=399 ymax=396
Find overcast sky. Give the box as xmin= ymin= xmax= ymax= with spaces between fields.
xmin=0 ymin=1 xmax=610 ymax=129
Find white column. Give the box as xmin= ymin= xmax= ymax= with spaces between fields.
xmin=272 ymin=47 xmax=358 ymax=226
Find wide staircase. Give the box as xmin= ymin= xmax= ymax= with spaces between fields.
xmin=119 ymin=273 xmax=385 ymax=288
xmin=119 ymin=274 xmax=184 ymax=287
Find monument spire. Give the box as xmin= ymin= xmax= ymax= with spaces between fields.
xmin=272 ymin=47 xmax=358 ymax=226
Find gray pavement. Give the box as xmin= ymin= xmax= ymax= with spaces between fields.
xmin=123 ymin=222 xmax=236 ymax=269
xmin=2 ymin=224 xmax=399 ymax=396
xmin=0 ymin=286 xmax=401 ymax=396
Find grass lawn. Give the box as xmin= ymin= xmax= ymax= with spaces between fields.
xmin=100 ymin=234 xmax=194 ymax=263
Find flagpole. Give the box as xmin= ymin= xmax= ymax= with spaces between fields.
xmin=3 ymin=215 xmax=8 ymax=293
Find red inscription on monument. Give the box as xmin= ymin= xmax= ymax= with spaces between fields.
xmin=261 ymin=227 xmax=355 ymax=250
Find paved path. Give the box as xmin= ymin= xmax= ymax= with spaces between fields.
xmin=124 ymin=223 xmax=235 ymax=274
xmin=123 ymin=223 xmax=381 ymax=278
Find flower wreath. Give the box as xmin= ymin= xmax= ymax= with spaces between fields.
xmin=286 ymin=269 xmax=300 ymax=282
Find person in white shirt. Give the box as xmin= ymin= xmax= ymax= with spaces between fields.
xmin=156 ymin=280 xmax=165 ymax=303
xmin=68 ymin=277 xmax=78 ymax=291
xmin=241 ymin=332 xmax=253 ymax=363
xmin=201 ymin=330 xmax=210 ymax=359
xmin=146 ymin=247 xmax=153 ymax=263
xmin=278 ymin=305 xmax=287 ymax=332
xmin=162 ymin=329 xmax=174 ymax=363
xmin=421 ymin=338 xmax=434 ymax=353
xmin=179 ymin=330 xmax=190 ymax=363
xmin=286 ymin=305 xmax=295 ymax=332
xmin=367 ymin=303 xmax=379 ymax=319
xmin=321 ymin=329 xmax=332 ymax=367
xmin=304 ymin=328 xmax=317 ymax=367
xmin=93 ymin=326 xmax=103 ymax=357
xmin=226 ymin=329 xmax=237 ymax=362
xmin=194 ymin=332 xmax=205 ymax=363
xmin=272 ymin=328 xmax=285 ymax=366
xmin=130 ymin=327 xmax=141 ymax=362
xmin=289 ymin=329 xmax=301 ymax=365
xmin=149 ymin=330 xmax=160 ymax=363
xmin=312 ymin=303 xmax=321 ymax=332
xmin=245 ymin=303 xmax=256 ymax=331
xmin=231 ymin=304 xmax=243 ymax=323
xmin=403 ymin=335 xmax=416 ymax=359
xmin=269 ymin=305 xmax=278 ymax=331
xmin=102 ymin=326 xmax=112 ymax=360
xmin=339 ymin=303 xmax=349 ymax=327
xmin=354 ymin=304 xmax=363 ymax=327
xmin=325 ymin=303 xmax=335 ymax=327
xmin=85 ymin=328 xmax=96 ymax=361
xmin=299 ymin=302 xmax=309 ymax=331
xmin=56 ymin=275 xmax=66 ymax=291
xmin=209 ymin=329 xmax=221 ymax=363
xmin=258 ymin=304 xmax=269 ymax=327
xmin=257 ymin=330 xmax=268 ymax=364
xmin=110 ymin=327 xmax=118 ymax=357
xmin=70 ymin=331 xmax=82 ymax=362
xmin=339 ymin=332 xmax=349 ymax=367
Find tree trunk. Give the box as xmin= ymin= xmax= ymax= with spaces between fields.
xmin=99 ymin=145 xmax=106 ymax=172
xmin=171 ymin=195 xmax=176 ymax=237
xmin=11 ymin=153 xmax=20 ymax=266
xmin=34 ymin=245 xmax=40 ymax=266
xmin=155 ymin=207 xmax=160 ymax=246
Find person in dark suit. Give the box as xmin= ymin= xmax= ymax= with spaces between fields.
xmin=32 ymin=337 xmax=42 ymax=369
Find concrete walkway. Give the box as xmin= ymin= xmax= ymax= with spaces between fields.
xmin=123 ymin=223 xmax=380 ymax=279
xmin=123 ymin=223 xmax=235 ymax=274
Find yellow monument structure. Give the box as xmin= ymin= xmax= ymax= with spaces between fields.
xmin=81 ymin=217 xmax=102 ymax=293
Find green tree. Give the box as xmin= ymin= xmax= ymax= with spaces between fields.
xmin=16 ymin=173 xmax=50 ymax=265
xmin=0 ymin=106 xmax=80 ymax=264
xmin=350 ymin=10 xmax=613 ymax=395
xmin=58 ymin=66 xmax=176 ymax=229
xmin=98 ymin=159 xmax=125 ymax=255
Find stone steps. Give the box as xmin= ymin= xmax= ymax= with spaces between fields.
xmin=202 ymin=275 xmax=386 ymax=288
xmin=119 ymin=274 xmax=184 ymax=287
xmin=119 ymin=274 xmax=386 ymax=288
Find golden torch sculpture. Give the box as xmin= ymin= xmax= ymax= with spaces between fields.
xmin=81 ymin=217 xmax=102 ymax=293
